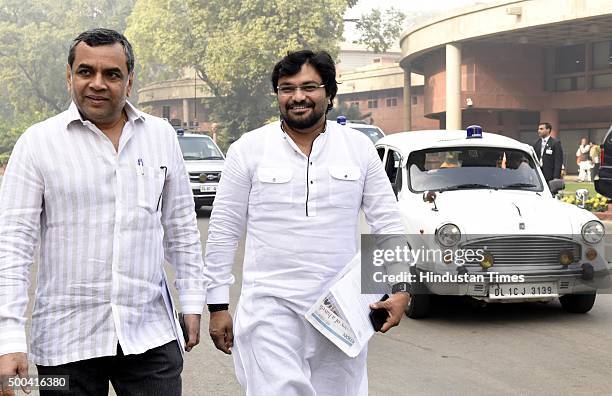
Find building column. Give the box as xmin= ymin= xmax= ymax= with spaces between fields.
xmin=445 ymin=43 xmax=462 ymax=130
xmin=539 ymin=109 xmax=559 ymax=138
xmin=403 ymin=65 xmax=412 ymax=131
xmin=182 ymin=99 xmax=189 ymax=127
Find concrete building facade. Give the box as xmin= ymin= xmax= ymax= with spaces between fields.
xmin=400 ymin=0 xmax=612 ymax=174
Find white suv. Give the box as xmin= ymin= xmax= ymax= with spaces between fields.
xmin=176 ymin=131 xmax=225 ymax=209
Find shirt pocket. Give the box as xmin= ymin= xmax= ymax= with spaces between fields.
xmin=255 ymin=167 xmax=294 ymax=210
xmin=328 ymin=166 xmax=362 ymax=209
xmin=136 ymin=166 xmax=166 ymax=213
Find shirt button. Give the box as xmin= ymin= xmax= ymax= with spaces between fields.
xmin=310 ymin=162 xmax=313 ymax=165
xmin=310 ymin=180 xmax=314 ymax=184
xmin=272 ymin=178 xmax=276 ymax=182
xmin=344 ymin=175 xmax=348 ymax=178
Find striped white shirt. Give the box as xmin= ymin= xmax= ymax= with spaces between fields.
xmin=0 ymin=102 xmax=207 ymax=366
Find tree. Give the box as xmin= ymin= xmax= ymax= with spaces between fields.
xmin=0 ymin=0 xmax=135 ymax=159
xmin=353 ymin=7 xmax=407 ymax=53
xmin=126 ymin=0 xmax=356 ymax=139
xmin=327 ymin=101 xmax=371 ymax=123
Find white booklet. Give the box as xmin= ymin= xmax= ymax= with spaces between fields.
xmin=305 ymin=254 xmax=384 ymax=357
xmin=161 ymin=270 xmax=187 ymax=356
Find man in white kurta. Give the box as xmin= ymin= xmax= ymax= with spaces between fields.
xmin=205 ymin=50 xmax=409 ymax=396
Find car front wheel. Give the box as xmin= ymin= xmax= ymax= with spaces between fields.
xmin=559 ymin=293 xmax=596 ymax=313
xmin=405 ymin=294 xmax=432 ymax=319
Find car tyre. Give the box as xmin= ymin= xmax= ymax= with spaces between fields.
xmin=405 ymin=294 xmax=431 ymax=319
xmin=559 ymin=292 xmax=596 ymax=313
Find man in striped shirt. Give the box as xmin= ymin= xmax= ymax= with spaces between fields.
xmin=0 ymin=29 xmax=206 ymax=395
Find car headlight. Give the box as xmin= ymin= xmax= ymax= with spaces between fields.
xmin=581 ymin=220 xmax=605 ymax=245
xmin=436 ymin=223 xmax=461 ymax=247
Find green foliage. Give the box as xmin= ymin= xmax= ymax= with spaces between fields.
xmin=0 ymin=0 xmax=135 ymax=161
xmin=353 ymin=7 xmax=406 ymax=53
xmin=126 ymin=0 xmax=353 ymax=138
xmin=327 ymin=101 xmax=371 ymax=122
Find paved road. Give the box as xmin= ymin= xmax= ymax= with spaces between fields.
xmin=16 ymin=208 xmax=612 ymax=395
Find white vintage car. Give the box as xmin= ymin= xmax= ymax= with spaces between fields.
xmin=375 ymin=126 xmax=611 ymax=318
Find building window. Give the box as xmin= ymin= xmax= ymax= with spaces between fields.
xmin=592 ymin=41 xmax=612 ymax=70
xmin=350 ymin=102 xmax=359 ymax=108
xmin=367 ymin=100 xmax=378 ymax=109
xmin=162 ymin=105 xmax=170 ymax=120
xmin=412 ymin=96 xmax=418 ymax=105
xmin=386 ymin=98 xmax=397 ymax=107
xmin=555 ymin=76 xmax=585 ymax=91
xmin=592 ymin=74 xmax=612 ymax=89
xmin=555 ymin=44 xmax=585 ymax=74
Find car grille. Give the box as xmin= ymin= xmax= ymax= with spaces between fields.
xmin=461 ymin=236 xmax=581 ymax=270
xmin=189 ymin=171 xmax=221 ymax=183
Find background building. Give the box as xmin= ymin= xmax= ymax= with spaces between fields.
xmin=138 ymin=68 xmax=214 ymax=133
xmin=400 ymin=0 xmax=612 ymax=174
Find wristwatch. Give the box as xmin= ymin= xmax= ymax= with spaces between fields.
xmin=391 ymin=282 xmax=412 ymax=295
xmin=208 ymin=303 xmax=229 ymax=312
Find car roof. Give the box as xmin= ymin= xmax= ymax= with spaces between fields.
xmin=376 ymin=130 xmax=533 ymax=154
xmin=178 ymin=133 xmax=213 ymax=139
xmin=345 ymin=123 xmax=382 ymax=130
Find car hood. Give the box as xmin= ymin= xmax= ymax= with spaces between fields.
xmin=184 ymin=160 xmax=224 ymax=173
xmin=401 ymin=189 xmax=597 ymax=236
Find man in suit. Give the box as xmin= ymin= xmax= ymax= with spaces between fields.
xmin=533 ymin=122 xmax=563 ymax=182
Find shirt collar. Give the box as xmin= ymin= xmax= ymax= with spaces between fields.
xmin=64 ymin=100 xmax=145 ymax=128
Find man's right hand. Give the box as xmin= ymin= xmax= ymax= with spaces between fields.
xmin=0 ymin=353 xmax=28 ymax=396
xmin=209 ymin=311 xmax=233 ymax=355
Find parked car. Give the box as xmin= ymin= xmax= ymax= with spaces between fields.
xmin=376 ymin=126 xmax=610 ymax=318
xmin=336 ymin=116 xmax=385 ymax=144
xmin=594 ymin=124 xmax=612 ymax=197
xmin=176 ymin=130 xmax=225 ymax=209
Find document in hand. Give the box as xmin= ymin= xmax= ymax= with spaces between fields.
xmin=161 ymin=270 xmax=187 ymax=356
xmin=305 ymin=254 xmax=385 ymax=357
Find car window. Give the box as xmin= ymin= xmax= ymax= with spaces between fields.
xmin=384 ymin=149 xmax=402 ymax=185
xmin=377 ymin=147 xmax=385 ymax=162
xmin=178 ymin=136 xmax=224 ymax=160
xmin=353 ymin=127 xmax=384 ymax=144
xmin=407 ymin=146 xmax=543 ymax=192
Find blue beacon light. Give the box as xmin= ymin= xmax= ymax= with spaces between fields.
xmin=466 ymin=125 xmax=483 ymax=139
xmin=337 ymin=116 xmax=347 ymax=125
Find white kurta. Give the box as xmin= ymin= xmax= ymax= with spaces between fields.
xmin=204 ymin=121 xmax=406 ymax=395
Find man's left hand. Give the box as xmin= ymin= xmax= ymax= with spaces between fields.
xmin=369 ymin=292 xmax=411 ymax=333
xmin=182 ymin=314 xmax=201 ymax=352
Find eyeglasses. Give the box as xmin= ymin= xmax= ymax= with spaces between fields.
xmin=277 ymin=83 xmax=325 ymax=96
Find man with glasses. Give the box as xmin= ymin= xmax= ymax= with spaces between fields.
xmin=204 ymin=50 xmax=410 ymax=395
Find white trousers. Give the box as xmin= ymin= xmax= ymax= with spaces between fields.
xmin=578 ymin=161 xmax=592 ymax=182
xmin=232 ymin=295 xmax=368 ymax=396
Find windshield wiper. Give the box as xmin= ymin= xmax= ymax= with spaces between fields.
xmin=438 ymin=183 xmax=497 ymax=192
xmin=183 ymin=155 xmax=203 ymax=160
xmin=201 ymin=156 xmax=224 ymax=160
xmin=499 ymin=183 xmax=537 ymax=190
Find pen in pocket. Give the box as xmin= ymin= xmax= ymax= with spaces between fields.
xmin=137 ymin=158 xmax=144 ymax=175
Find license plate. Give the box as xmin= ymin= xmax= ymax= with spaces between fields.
xmin=200 ymin=185 xmax=217 ymax=192
xmin=489 ymin=282 xmax=558 ymax=299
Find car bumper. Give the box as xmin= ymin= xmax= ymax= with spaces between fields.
xmin=414 ymin=265 xmax=611 ymax=300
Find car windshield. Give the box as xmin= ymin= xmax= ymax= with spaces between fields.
xmin=407 ymin=146 xmax=544 ymax=192
xmin=178 ymin=136 xmax=224 ymax=160
xmin=353 ymin=126 xmax=384 ymax=144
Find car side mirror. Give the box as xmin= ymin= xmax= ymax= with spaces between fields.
xmin=548 ymin=179 xmax=565 ymax=195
